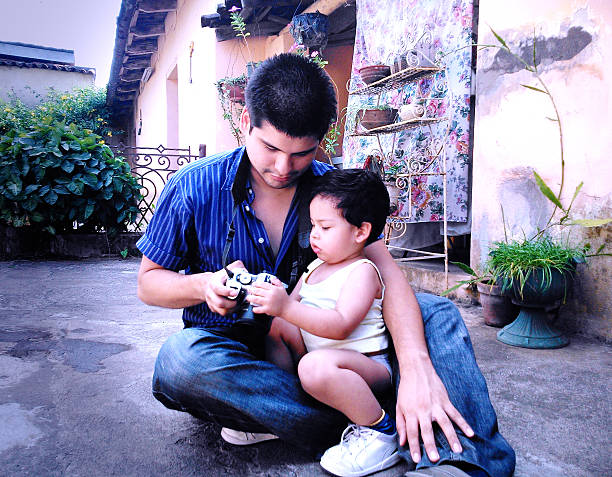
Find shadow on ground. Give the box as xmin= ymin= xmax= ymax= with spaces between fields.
xmin=0 ymin=259 xmax=610 ymax=476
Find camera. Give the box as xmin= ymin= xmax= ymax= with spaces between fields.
xmin=226 ymin=268 xmax=285 ymax=329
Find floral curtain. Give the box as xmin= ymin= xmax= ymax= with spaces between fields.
xmin=342 ymin=0 xmax=473 ymax=225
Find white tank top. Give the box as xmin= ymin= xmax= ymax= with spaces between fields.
xmin=299 ymin=258 xmax=389 ymax=354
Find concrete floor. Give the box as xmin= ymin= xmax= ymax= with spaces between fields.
xmin=0 ymin=258 xmax=610 ymax=477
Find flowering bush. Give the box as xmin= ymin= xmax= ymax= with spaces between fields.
xmin=0 ymin=87 xmax=117 ymax=138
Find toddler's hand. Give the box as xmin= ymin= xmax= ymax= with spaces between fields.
xmin=247 ymin=278 xmax=289 ymax=317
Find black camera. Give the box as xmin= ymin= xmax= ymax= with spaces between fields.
xmin=226 ymin=268 xmax=284 ymax=329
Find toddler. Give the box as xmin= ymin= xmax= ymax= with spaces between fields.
xmin=247 ymin=168 xmax=398 ymax=477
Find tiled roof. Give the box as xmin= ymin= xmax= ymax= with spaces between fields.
xmin=0 ymin=58 xmax=95 ymax=75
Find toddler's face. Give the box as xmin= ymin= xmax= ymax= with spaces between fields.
xmin=309 ymin=195 xmax=362 ymax=264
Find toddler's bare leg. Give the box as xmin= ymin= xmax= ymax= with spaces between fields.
xmin=297 ymin=349 xmax=390 ymax=425
xmin=266 ymin=317 xmax=307 ymax=373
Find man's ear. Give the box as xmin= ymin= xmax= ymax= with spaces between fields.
xmin=355 ymin=222 xmax=372 ymax=244
xmin=239 ymin=107 xmax=251 ymax=135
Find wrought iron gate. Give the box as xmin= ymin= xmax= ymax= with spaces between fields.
xmin=111 ymin=144 xmax=201 ymax=230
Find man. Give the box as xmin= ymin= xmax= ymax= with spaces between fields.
xmin=136 ymin=53 xmax=514 ymax=477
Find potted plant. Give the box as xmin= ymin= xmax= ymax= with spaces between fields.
xmin=357 ymin=105 xmax=398 ymax=130
xmin=358 ymin=65 xmax=391 ymax=85
xmin=442 ymin=29 xmax=612 ymax=343
xmin=442 ymin=262 xmax=518 ymax=328
xmin=290 ymin=12 xmax=329 ymax=51
xmin=489 ymin=238 xmax=585 ymax=348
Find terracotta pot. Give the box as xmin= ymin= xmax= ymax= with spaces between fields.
xmin=227 ymin=84 xmax=245 ymax=103
xmin=477 ymin=282 xmax=518 ymax=327
xmin=358 ymin=65 xmax=391 ymax=84
xmin=358 ymin=109 xmax=397 ymax=130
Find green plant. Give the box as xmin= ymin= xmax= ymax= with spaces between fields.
xmin=443 ymin=28 xmax=611 ymax=297
xmin=229 ymin=10 xmax=252 ymax=64
xmin=0 ymin=118 xmax=142 ymax=236
xmin=215 ymin=74 xmax=247 ymax=146
xmin=487 ymin=237 xmax=585 ymax=300
xmin=0 ymin=87 xmax=119 ymax=139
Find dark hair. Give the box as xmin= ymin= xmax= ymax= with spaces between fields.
xmin=311 ymin=169 xmax=390 ymax=244
xmin=245 ymin=53 xmax=337 ymax=141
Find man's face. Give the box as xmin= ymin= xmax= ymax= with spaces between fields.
xmin=240 ymin=108 xmax=320 ymax=190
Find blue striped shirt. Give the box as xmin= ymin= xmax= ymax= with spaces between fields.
xmin=137 ymin=146 xmax=332 ymax=328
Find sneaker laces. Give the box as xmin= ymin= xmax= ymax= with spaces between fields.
xmin=339 ymin=424 xmax=376 ymax=457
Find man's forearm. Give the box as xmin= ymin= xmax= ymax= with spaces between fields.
xmin=138 ymin=266 xmax=210 ymax=309
xmin=364 ymin=241 xmax=431 ymax=368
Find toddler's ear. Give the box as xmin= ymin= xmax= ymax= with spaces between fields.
xmin=355 ymin=222 xmax=372 ymax=244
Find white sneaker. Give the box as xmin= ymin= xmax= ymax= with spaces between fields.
xmin=320 ymin=424 xmax=400 ymax=477
xmin=220 ymin=427 xmax=279 ymax=446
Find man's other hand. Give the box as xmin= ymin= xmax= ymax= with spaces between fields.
xmin=396 ymin=359 xmax=474 ymax=464
xmin=205 ymin=260 xmax=247 ymax=315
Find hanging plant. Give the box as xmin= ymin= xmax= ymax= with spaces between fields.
xmin=290 ymin=12 xmax=329 ymax=50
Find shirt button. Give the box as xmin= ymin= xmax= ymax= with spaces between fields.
xmin=245 ymin=205 xmax=250 ymax=212
xmin=258 ymin=237 xmax=264 ymax=244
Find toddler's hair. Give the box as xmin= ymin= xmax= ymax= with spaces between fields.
xmin=310 ymin=169 xmax=390 ymax=244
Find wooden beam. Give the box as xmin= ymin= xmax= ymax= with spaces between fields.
xmin=126 ymin=38 xmax=158 ymax=54
xmin=138 ymin=0 xmax=177 ymax=13
xmin=255 ymin=6 xmax=272 ymax=23
xmin=215 ymin=21 xmax=281 ymax=41
xmin=116 ymin=82 xmax=140 ymax=93
xmin=132 ymin=21 xmax=165 ymax=38
xmin=119 ymin=69 xmax=145 ymax=82
xmin=123 ymin=55 xmax=152 ymax=69
xmin=268 ymin=14 xmax=291 ymax=26
xmin=327 ymin=3 xmax=356 ymax=34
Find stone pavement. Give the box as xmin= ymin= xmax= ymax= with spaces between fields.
xmin=0 ymin=258 xmax=610 ymax=477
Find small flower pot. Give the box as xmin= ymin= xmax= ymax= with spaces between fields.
xmin=358 ymin=108 xmax=398 ymax=130
xmin=226 ymin=84 xmax=246 ymax=103
xmin=476 ymin=281 xmax=518 ymax=327
xmin=358 ymin=65 xmax=391 ymax=85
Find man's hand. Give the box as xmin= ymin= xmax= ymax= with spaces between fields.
xmin=396 ymin=358 xmax=474 ymax=464
xmin=204 ymin=260 xmax=247 ymax=316
xmin=246 ymin=278 xmax=289 ymax=317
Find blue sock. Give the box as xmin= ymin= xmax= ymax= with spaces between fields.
xmin=368 ymin=410 xmax=396 ymax=435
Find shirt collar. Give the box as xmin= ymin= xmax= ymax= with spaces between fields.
xmin=222 ymin=146 xmax=330 ymax=205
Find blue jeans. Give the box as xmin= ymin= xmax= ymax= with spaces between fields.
xmin=152 ymin=293 xmax=515 ymax=477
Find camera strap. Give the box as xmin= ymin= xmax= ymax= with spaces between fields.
xmin=222 ymin=168 xmax=316 ymax=289
xmin=222 ymin=204 xmax=239 ymax=272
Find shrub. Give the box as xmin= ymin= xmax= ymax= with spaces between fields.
xmin=0 ymin=87 xmax=116 ymax=138
xmin=0 ymin=118 xmax=142 ymax=236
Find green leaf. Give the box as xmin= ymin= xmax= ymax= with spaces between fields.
xmin=82 ymin=173 xmax=98 ymax=188
xmin=44 ymin=190 xmax=58 ymax=205
xmin=440 ymin=282 xmax=467 ymax=296
xmin=568 ymin=218 xmax=612 ymax=227
xmin=30 ymin=211 xmax=44 ymax=222
xmin=521 ymin=84 xmax=547 ymax=94
xmin=24 ymin=184 xmax=41 ymax=194
xmin=450 ymin=261 xmax=477 ymax=276
xmin=490 ymin=27 xmax=509 ymax=50
xmin=7 ymin=181 xmax=21 ymax=195
xmin=571 ymin=181 xmax=584 ymax=204
xmin=61 ymin=160 xmax=75 ymax=173
xmin=66 ymin=180 xmax=84 ymax=195
xmin=84 ymin=203 xmax=95 ymax=219
xmin=22 ymin=197 xmax=38 ymax=211
xmin=533 ymin=171 xmax=565 ymax=211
